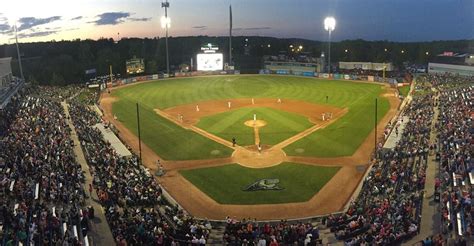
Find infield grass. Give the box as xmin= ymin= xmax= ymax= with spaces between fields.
xmin=196 ymin=107 xmax=313 ymax=146
xmin=179 ymin=163 xmax=340 ymax=204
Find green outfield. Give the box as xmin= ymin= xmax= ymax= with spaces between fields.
xmin=111 ymin=75 xmax=390 ymax=160
xmin=196 ymin=107 xmax=313 ymax=146
xmin=179 ymin=163 xmax=340 ymax=204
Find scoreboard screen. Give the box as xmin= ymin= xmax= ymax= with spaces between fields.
xmin=126 ymin=58 xmax=145 ymax=75
xmin=197 ymin=53 xmax=223 ymax=71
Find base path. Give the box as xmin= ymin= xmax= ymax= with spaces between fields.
xmin=99 ymin=83 xmax=401 ymax=220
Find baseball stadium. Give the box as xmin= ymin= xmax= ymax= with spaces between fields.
xmin=1 ymin=0 xmax=473 ymax=245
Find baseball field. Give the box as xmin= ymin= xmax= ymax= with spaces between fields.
xmin=100 ymin=75 xmax=399 ymax=219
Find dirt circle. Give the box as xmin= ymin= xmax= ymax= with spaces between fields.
xmin=244 ymin=119 xmax=267 ymax=128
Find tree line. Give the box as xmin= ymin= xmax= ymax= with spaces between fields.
xmin=0 ymin=36 xmax=472 ymax=85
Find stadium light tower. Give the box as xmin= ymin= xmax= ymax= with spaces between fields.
xmin=12 ymin=18 xmax=25 ymax=82
xmin=161 ymin=0 xmax=171 ymax=75
xmin=324 ymin=17 xmax=336 ymax=74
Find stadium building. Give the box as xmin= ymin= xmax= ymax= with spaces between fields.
xmin=428 ymin=52 xmax=474 ymax=76
xmin=0 ymin=57 xmax=13 ymax=89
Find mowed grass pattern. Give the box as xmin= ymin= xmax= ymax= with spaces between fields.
xmin=180 ymin=163 xmax=340 ymax=204
xmin=112 ymin=75 xmax=390 ymax=160
xmin=196 ymin=107 xmax=313 ymax=146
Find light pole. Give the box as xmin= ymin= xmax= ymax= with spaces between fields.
xmin=14 ymin=22 xmax=25 ymax=81
xmin=324 ymin=17 xmax=336 ymax=74
xmin=161 ymin=0 xmax=171 ymax=75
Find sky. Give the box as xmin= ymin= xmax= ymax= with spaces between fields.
xmin=0 ymin=0 xmax=473 ymax=44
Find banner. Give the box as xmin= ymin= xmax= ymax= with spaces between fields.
xmin=344 ymin=74 xmax=350 ymax=80
xmin=85 ymin=68 xmax=96 ymax=75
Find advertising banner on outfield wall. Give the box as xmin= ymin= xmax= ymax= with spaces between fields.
xmin=302 ymin=72 xmax=314 ymax=77
xmin=314 ymin=72 xmax=318 ymax=77
xmin=333 ymin=74 xmax=342 ymax=79
xmin=276 ymin=70 xmax=289 ymax=75
xmin=292 ymin=71 xmax=303 ymax=76
xmin=368 ymin=76 xmax=375 ymax=82
xmin=344 ymin=74 xmax=350 ymax=80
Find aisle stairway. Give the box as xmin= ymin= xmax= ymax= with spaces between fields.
xmin=207 ymin=224 xmax=226 ymax=245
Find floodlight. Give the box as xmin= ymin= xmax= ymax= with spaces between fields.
xmin=160 ymin=16 xmax=171 ymax=29
xmin=324 ymin=17 xmax=336 ymax=31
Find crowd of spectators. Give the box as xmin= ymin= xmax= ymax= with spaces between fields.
xmin=326 ymin=92 xmax=434 ymax=245
xmin=67 ymin=95 xmax=212 ymax=245
xmin=1 ymin=89 xmax=89 ymax=245
xmin=224 ymin=218 xmax=321 ymax=245
xmin=437 ymin=81 xmax=473 ymax=242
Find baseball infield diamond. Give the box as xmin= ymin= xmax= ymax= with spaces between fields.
xmin=179 ymin=163 xmax=340 ymax=204
xmin=196 ymin=107 xmax=314 ymax=147
xmin=100 ymin=75 xmax=401 ymax=219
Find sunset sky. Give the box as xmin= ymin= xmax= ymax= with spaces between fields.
xmin=0 ymin=0 xmax=473 ymax=44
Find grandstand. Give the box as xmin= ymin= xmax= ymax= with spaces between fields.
xmin=0 ymin=57 xmax=23 ymax=109
xmin=0 ymin=57 xmax=13 ymax=89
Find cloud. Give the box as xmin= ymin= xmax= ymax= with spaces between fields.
xmin=129 ymin=17 xmax=152 ymax=22
xmin=17 ymin=30 xmax=58 ymax=38
xmin=0 ymin=13 xmax=12 ymax=34
xmin=18 ymin=16 xmax=62 ymax=31
xmin=0 ymin=23 xmax=12 ymax=34
xmin=192 ymin=25 xmax=207 ymax=29
xmin=71 ymin=16 xmax=83 ymax=21
xmin=93 ymin=12 xmax=130 ymax=25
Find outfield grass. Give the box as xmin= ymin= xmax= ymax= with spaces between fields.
xmin=398 ymin=86 xmax=410 ymax=97
xmin=196 ymin=107 xmax=313 ymax=146
xmin=112 ymin=98 xmax=234 ymax=160
xmin=284 ymin=96 xmax=390 ymax=157
xmin=112 ymin=75 xmax=390 ymax=160
xmin=180 ymin=163 xmax=340 ymax=204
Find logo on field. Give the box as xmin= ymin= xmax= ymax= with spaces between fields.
xmin=243 ymin=179 xmax=284 ymax=191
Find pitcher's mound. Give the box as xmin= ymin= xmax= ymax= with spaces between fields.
xmin=244 ymin=120 xmax=267 ymax=128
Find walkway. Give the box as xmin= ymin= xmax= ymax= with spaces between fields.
xmin=61 ymin=102 xmax=116 ymax=246
xmin=403 ymin=92 xmax=441 ymax=245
